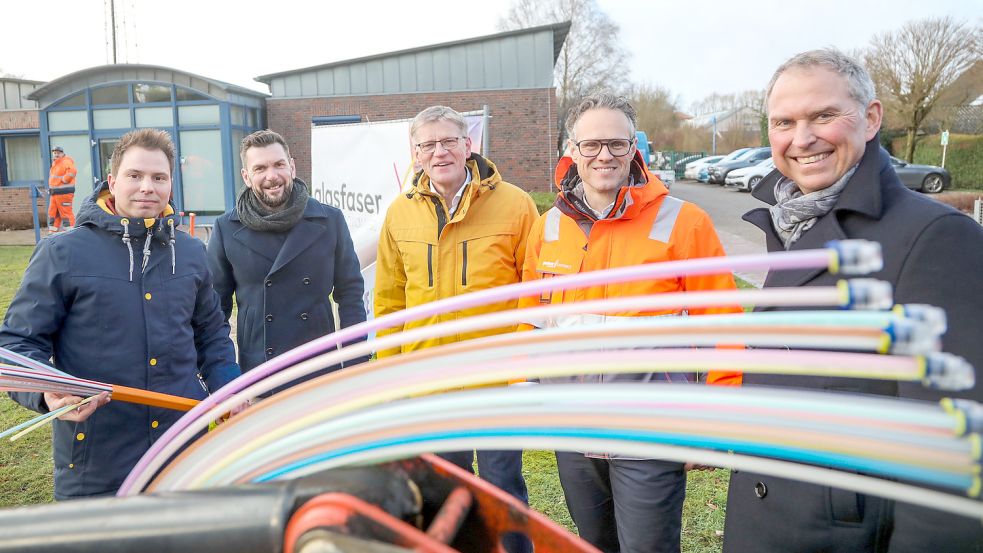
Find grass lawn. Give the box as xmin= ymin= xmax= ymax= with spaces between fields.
xmin=0 ymin=244 xmax=730 ymax=552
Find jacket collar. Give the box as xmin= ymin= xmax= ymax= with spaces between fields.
xmin=745 ymin=136 xmax=887 ymax=287
xmin=77 ymin=182 xmax=176 ymax=243
xmin=554 ymin=150 xmax=667 ymax=223
xmin=407 ymin=153 xmax=502 ymax=221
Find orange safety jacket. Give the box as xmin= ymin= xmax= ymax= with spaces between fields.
xmin=48 ymin=155 xmax=77 ymax=195
xmin=519 ymin=151 xmax=742 ymax=385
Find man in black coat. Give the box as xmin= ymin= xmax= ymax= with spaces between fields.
xmin=723 ymin=49 xmax=983 ymax=553
xmin=207 ymin=130 xmax=367 ymax=391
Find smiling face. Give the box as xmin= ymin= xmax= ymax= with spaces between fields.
xmin=767 ymin=66 xmax=882 ymax=194
xmin=242 ymin=143 xmax=296 ymax=210
xmin=569 ymin=108 xmax=636 ymax=206
xmin=413 ymin=120 xmax=471 ymax=192
xmin=107 ymin=147 xmax=172 ymax=219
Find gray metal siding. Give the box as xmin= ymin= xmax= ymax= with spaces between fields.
xmin=266 ymin=28 xmax=556 ymax=98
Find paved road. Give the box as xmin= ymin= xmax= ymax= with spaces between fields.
xmin=669 ymin=179 xmax=768 ymax=286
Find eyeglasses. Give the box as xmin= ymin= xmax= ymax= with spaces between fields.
xmin=573 ymin=138 xmax=635 ymax=158
xmin=415 ymin=136 xmax=466 ymax=155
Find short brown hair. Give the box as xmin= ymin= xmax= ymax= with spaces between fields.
xmin=240 ymin=129 xmax=291 ymax=166
xmin=110 ymin=129 xmax=176 ymax=178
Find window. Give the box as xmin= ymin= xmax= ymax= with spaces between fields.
xmin=47 ymin=111 xmax=89 ymax=132
xmin=135 ymin=107 xmax=174 ymax=128
xmin=53 ymin=92 xmax=86 ymax=108
xmin=4 ymin=136 xmax=43 ymax=182
xmin=179 ymin=130 xmax=225 ymax=213
xmin=93 ymin=108 xmax=131 ymax=130
xmin=178 ymin=105 xmax=220 ymax=126
xmin=133 ymin=83 xmax=171 ymax=103
xmin=91 ymin=85 xmax=130 ymax=105
xmin=175 ymin=88 xmax=209 ymax=102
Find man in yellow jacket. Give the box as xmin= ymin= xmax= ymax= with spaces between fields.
xmin=375 ymin=105 xmax=538 ymax=553
xmin=519 ymin=93 xmax=740 ymax=553
xmin=48 ymin=146 xmax=77 ymax=233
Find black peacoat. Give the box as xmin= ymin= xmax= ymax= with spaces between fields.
xmin=207 ymin=189 xmax=368 ymax=384
xmin=723 ymin=139 xmax=983 ymax=553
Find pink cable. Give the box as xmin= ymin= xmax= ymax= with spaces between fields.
xmin=119 ymin=247 xmax=835 ymax=495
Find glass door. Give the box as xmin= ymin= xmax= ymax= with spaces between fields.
xmin=97 ymin=138 xmax=119 ymax=184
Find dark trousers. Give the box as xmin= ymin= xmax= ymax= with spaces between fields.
xmin=439 ymin=449 xmax=531 ymax=553
xmin=556 ymin=452 xmax=686 ymax=553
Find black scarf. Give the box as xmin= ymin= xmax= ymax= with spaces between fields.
xmin=236 ymin=178 xmax=310 ymax=232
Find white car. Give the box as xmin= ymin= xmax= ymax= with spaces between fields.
xmin=683 ymin=155 xmax=724 ymax=180
xmin=724 ymin=158 xmax=776 ymax=191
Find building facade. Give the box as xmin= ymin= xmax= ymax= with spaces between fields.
xmin=258 ymin=22 xmax=568 ymax=193
xmin=0 ymin=23 xmax=568 ymax=231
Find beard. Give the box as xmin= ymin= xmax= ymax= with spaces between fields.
xmin=252 ymin=177 xmax=293 ymax=209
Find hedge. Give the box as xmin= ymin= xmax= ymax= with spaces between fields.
xmin=891 ymin=133 xmax=983 ymax=190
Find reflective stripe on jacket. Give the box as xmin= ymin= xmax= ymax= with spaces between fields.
xmin=374 ymin=154 xmax=539 ymax=370
xmin=520 ymin=152 xmax=742 ymax=386
xmin=49 ymin=156 xmax=76 ymax=189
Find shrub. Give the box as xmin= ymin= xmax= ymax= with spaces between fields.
xmin=892 ymin=133 xmax=983 ymax=190
xmin=529 ymin=192 xmax=556 ymax=215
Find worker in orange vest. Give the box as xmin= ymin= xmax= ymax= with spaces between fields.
xmin=47 ymin=146 xmax=76 ymax=233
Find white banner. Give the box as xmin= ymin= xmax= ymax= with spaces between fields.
xmin=311 ymin=115 xmax=484 ymax=324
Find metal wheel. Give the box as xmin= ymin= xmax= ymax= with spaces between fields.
xmin=747 ymin=176 xmax=762 ymax=192
xmin=921 ymin=174 xmax=944 ymax=194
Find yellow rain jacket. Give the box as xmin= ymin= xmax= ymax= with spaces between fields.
xmin=374 ymin=153 xmax=539 ymax=359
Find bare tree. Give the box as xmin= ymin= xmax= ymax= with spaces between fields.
xmin=499 ymin=0 xmax=631 ymax=153
xmin=630 ymin=83 xmax=680 ymax=150
xmin=864 ymin=17 xmax=982 ymax=161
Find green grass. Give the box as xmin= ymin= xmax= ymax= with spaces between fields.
xmin=0 ymin=246 xmax=54 ymax=508
xmin=0 ymin=244 xmax=729 ymax=552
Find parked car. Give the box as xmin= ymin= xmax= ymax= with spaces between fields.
xmin=708 ymin=147 xmax=771 ymax=184
xmin=683 ymin=155 xmax=725 ymax=180
xmin=697 ymin=166 xmax=710 ymax=183
xmin=725 ymin=158 xmax=776 ymax=192
xmin=889 ymin=157 xmax=951 ymax=193
xmin=702 ymin=148 xmax=751 ymax=184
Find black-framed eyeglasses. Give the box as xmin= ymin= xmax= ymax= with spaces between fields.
xmin=573 ymin=138 xmax=635 ymax=158
xmin=415 ymin=136 xmax=467 ymax=154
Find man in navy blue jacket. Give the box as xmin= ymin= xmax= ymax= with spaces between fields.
xmin=2 ymin=128 xmax=239 ymax=500
xmin=207 ymin=130 xmax=366 ymax=390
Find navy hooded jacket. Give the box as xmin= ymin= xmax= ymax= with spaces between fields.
xmin=2 ymin=183 xmax=239 ymax=499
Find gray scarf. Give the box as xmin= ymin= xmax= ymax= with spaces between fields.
xmin=769 ymin=166 xmax=857 ymax=249
xmin=236 ymin=178 xmax=310 ymax=232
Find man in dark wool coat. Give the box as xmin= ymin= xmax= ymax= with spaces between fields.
xmin=723 ymin=48 xmax=983 ymax=553
xmin=208 ymin=130 xmax=367 ymax=392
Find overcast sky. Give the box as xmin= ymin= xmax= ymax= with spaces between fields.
xmin=2 ymin=0 xmax=979 ymax=110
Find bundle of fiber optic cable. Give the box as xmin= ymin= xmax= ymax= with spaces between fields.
xmin=115 ymin=240 xmax=980 ymax=523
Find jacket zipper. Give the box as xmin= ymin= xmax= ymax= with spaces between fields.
xmin=462 ymin=240 xmax=468 ymax=286
xmin=429 ymin=196 xmax=448 ymax=237
xmin=427 ymin=244 xmax=434 ymax=288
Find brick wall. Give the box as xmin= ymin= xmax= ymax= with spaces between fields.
xmin=0 ymin=188 xmax=45 ymax=229
xmin=0 ymin=110 xmax=42 ymax=228
xmin=265 ymin=88 xmax=558 ymax=193
xmin=0 ymin=110 xmax=39 ymax=131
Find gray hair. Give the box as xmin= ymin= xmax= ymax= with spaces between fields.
xmin=410 ymin=106 xmax=467 ymax=141
xmin=766 ymin=48 xmax=876 ymax=109
xmin=565 ymin=93 xmax=637 ymax=140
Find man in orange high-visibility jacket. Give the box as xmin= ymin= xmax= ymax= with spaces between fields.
xmin=519 ymin=93 xmax=741 ymax=553
xmin=48 ymin=146 xmax=76 ymax=233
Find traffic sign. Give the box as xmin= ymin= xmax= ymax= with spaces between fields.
xmin=941 ymin=131 xmax=950 ymax=146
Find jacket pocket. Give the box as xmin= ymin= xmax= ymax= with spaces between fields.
xmin=392 ymin=229 xmax=437 ymax=291
xmin=828 ymin=486 xmax=865 ymax=524
xmin=455 ymin=225 xmax=519 ymax=290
